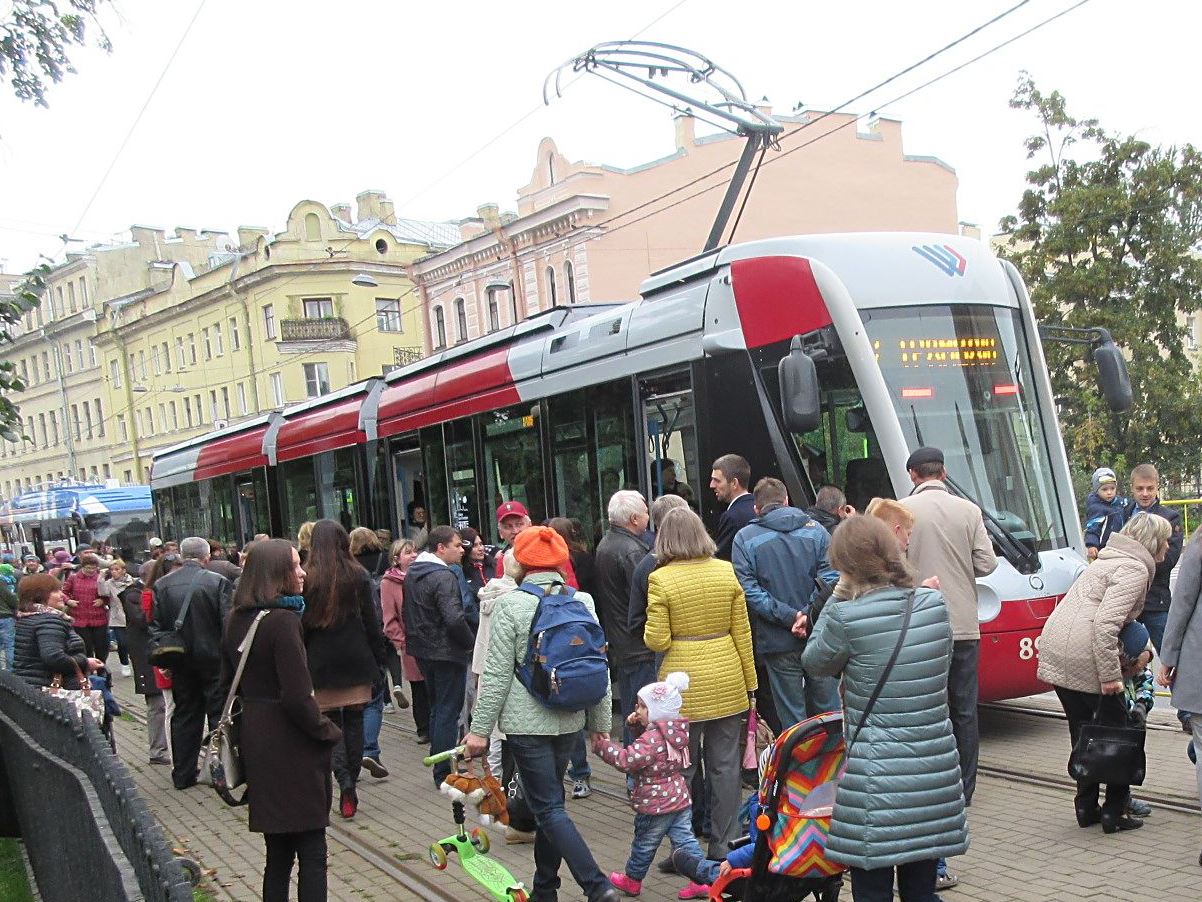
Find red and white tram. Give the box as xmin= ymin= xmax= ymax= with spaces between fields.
xmin=152 ymin=232 xmax=1118 ymax=702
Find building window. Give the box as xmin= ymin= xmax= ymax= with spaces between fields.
xmin=263 ymin=304 xmax=276 ymax=340
xmin=168 ymin=402 xmax=178 ymax=430
xmin=433 ymin=306 xmax=447 ymax=349
xmin=455 ymin=297 xmax=468 ymax=343
xmin=221 ymin=386 xmax=231 ymax=419
xmin=305 ymin=212 xmax=321 ymax=241
xmin=63 ymin=343 xmax=73 ymax=374
xmin=71 ymin=404 xmax=81 ymax=440
xmin=38 ymin=414 xmax=47 ymax=448
xmin=117 ymin=414 xmax=128 ymax=442
xmin=67 ymin=282 xmax=76 ymax=312
xmin=161 ymin=341 xmax=170 ymax=372
xmin=89 ymin=342 xmax=98 ymax=368
xmin=229 ymin=316 xmax=240 ymax=350
xmin=152 ymin=345 xmax=162 ymax=375
xmin=545 ymin=266 xmax=557 ymax=306
xmin=376 ymin=298 xmax=402 ymax=332
xmin=203 ymin=327 xmax=212 ymax=360
xmin=188 ymin=333 xmax=197 ymax=366
xmin=18 ymin=360 xmax=27 ymax=384
xmin=145 ymin=407 xmax=154 ymax=436
xmin=270 ymin=372 xmax=285 ymax=406
xmin=183 ymin=398 xmax=192 ymax=428
xmin=487 ymin=289 xmax=501 ymax=332
xmin=122 ymin=470 xmax=132 ymax=484
xmin=564 ymin=260 xmax=577 ymax=303
xmin=42 ymin=351 xmax=51 ymax=380
xmin=209 ymin=390 xmax=219 ymax=422
xmin=303 ymin=297 xmax=334 ymax=319
xmin=95 ymin=399 xmax=105 ymax=437
xmin=80 ymin=278 xmax=88 ymax=306
xmin=49 ymin=411 xmax=59 ymax=444
xmin=53 ymin=286 xmax=63 ymax=318
xmin=175 ymin=337 xmax=185 ymax=368
xmin=83 ymin=402 xmax=93 ymax=438
xmin=194 ymin=393 xmax=203 ymax=423
xmin=102 ymin=463 xmax=111 ymax=479
xmin=75 ymin=339 xmax=84 ymax=369
xmin=303 ymin=362 xmax=330 ymax=398
xmin=109 ymin=358 xmax=122 ymax=388
xmin=237 ymin=382 xmax=248 ymax=415
xmin=215 ymin=322 xmax=224 ymax=356
xmin=158 ymin=403 xmax=166 ymax=432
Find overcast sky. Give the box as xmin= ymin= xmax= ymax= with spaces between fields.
xmin=0 ymin=0 xmax=1196 ymax=274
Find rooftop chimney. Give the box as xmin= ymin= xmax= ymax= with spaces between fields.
xmin=477 ymin=203 xmax=501 ymax=229
xmin=331 ymin=203 xmax=352 ymax=223
xmin=673 ymin=110 xmax=695 ymax=151
xmin=356 ymin=190 xmax=386 ymax=223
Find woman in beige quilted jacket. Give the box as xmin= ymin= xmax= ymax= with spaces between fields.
xmin=1037 ymin=513 xmax=1171 ymax=834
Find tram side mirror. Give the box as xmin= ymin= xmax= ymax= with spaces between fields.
xmin=778 ymin=337 xmax=821 ymax=433
xmin=1092 ymin=331 xmax=1132 ymax=413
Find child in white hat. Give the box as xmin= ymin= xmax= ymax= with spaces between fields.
xmin=593 ymin=672 xmax=705 ymax=899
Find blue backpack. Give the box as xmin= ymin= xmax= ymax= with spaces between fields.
xmin=514 ymin=581 xmax=610 ymax=712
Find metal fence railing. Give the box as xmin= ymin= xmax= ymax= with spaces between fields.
xmin=0 ymin=671 xmax=192 ymax=902
xmin=1161 ymin=498 xmax=1202 ymax=537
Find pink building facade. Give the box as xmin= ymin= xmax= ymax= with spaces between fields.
xmin=412 ymin=110 xmax=961 ymax=352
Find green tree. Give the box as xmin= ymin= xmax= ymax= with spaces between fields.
xmin=0 ymin=0 xmax=110 ymax=107
xmin=0 ymin=266 xmax=47 ymax=441
xmin=999 ymin=74 xmax=1202 ymax=489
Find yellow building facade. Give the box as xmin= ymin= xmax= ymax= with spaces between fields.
xmin=0 ymin=191 xmax=455 ymax=501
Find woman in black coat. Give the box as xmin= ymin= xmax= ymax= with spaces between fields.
xmin=13 ymin=573 xmax=104 ymax=688
xmin=120 ymin=577 xmax=170 ymax=764
xmin=221 ymin=539 xmax=341 ymax=902
xmin=302 ymin=520 xmax=389 ymax=820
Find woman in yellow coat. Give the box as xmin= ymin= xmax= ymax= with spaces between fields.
xmin=644 ymin=507 xmax=757 ymax=859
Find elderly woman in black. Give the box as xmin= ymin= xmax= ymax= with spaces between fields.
xmin=13 ymin=573 xmax=104 ymax=688
xmin=222 ymin=539 xmax=341 ymax=902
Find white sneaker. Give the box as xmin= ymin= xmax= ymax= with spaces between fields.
xmin=121 ymin=665 xmax=132 ymax=677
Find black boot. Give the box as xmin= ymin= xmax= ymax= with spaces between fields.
xmin=1101 ymin=810 xmax=1143 ymax=834
xmin=1074 ymin=803 xmax=1101 ymax=827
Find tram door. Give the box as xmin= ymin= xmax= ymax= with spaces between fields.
xmin=391 ymin=440 xmax=426 ymax=543
xmin=639 ymin=371 xmax=701 ymax=511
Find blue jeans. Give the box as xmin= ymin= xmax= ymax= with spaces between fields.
xmin=507 ymin=733 xmax=611 ymax=902
xmin=363 ymin=685 xmax=385 ymax=761
xmin=417 ymin=658 xmax=467 ymax=787
xmin=625 ymin=807 xmax=704 ymax=881
xmin=568 ymin=730 xmax=591 ymax=781
xmin=0 ymin=618 xmax=14 ymax=670
xmin=850 ymin=859 xmax=938 ymax=902
xmin=763 ymin=649 xmax=841 ymax=729
xmin=618 ymin=658 xmax=658 ymax=744
xmin=1139 ymin=609 xmax=1169 ymax=655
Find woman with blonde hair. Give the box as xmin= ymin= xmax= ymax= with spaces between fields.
xmin=296 ymin=521 xmax=316 ymax=565
xmin=1038 ymin=512 xmax=1172 ymax=834
xmin=349 ymin=526 xmax=387 ymax=578
xmin=803 ymin=514 xmax=967 ymax=901
xmin=644 ymin=507 xmax=756 ymax=860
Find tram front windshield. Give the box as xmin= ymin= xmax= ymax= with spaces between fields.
xmin=862 ymin=303 xmax=1068 ymax=552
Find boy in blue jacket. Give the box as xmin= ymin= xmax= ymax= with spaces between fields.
xmin=1084 ymin=467 xmax=1128 ymax=560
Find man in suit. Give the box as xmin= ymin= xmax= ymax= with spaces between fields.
xmin=710 ymin=454 xmax=755 ymax=561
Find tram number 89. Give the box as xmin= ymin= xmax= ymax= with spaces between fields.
xmin=1018 ymin=635 xmax=1041 ymax=661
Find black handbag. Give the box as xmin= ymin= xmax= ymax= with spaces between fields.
xmin=148 ymin=571 xmax=202 ymax=668
xmin=1068 ymin=708 xmax=1147 ymax=786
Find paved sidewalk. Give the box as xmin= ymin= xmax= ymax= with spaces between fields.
xmin=107 ymin=675 xmax=1202 ymax=902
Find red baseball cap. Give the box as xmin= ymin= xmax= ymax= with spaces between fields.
xmin=496 ymin=500 xmax=529 ymax=523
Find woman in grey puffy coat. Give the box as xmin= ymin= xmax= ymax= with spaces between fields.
xmin=803 ymin=515 xmax=967 ymax=902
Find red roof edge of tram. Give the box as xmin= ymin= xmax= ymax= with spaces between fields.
xmin=192 ymin=424 xmax=270 ymax=481
xmin=275 ymin=395 xmax=367 ymax=462
xmin=377 ymin=347 xmax=520 ymax=439
xmin=730 ymin=255 xmax=832 ymax=348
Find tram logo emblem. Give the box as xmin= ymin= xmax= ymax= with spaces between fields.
xmin=913 ymin=244 xmax=967 ymax=277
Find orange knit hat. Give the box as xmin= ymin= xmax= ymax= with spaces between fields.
xmin=513 ymin=526 xmax=569 ymax=569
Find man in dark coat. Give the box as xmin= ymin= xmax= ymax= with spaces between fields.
xmin=806 ymin=484 xmax=855 ymax=536
xmin=1126 ymin=463 xmax=1184 ymax=653
xmin=120 ymin=578 xmax=169 ymax=764
xmin=710 ymin=454 xmax=755 ymax=561
xmin=151 ymin=536 xmax=233 ymax=789
xmin=593 ymin=490 xmax=652 ymax=741
xmin=402 ymin=526 xmax=473 ymax=786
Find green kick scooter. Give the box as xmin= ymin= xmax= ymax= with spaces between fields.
xmin=423 ymin=746 xmax=530 ymax=902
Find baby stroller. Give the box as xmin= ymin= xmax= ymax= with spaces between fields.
xmin=709 ymin=712 xmax=846 ymax=902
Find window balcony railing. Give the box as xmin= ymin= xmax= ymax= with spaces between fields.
xmin=279 ymin=317 xmax=352 ymax=342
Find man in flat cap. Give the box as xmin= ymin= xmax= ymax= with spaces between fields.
xmin=900 ymin=446 xmax=996 ymax=890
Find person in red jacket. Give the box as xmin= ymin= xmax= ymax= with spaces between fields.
xmin=62 ymin=553 xmax=109 ymax=661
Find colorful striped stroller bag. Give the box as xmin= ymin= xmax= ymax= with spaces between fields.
xmin=709 ymin=712 xmax=846 ymax=901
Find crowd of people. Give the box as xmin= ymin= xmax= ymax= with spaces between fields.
xmin=3 ymin=452 xmax=1202 ymax=902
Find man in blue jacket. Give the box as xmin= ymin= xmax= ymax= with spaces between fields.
xmin=1126 ymin=463 xmax=1184 ymax=653
xmin=732 ymin=478 xmax=839 ymax=729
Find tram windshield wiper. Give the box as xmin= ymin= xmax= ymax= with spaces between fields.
xmin=942 ymin=474 xmax=1041 ymax=575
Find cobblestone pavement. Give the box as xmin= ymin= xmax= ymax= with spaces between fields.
xmin=107 ymin=677 xmax=1201 ymax=901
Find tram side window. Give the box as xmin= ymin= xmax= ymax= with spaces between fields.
xmin=641 ymin=371 xmax=700 ymax=510
xmin=316 ymin=448 xmax=359 ymax=532
xmin=279 ymin=458 xmax=318 ymax=541
xmin=445 ymin=418 xmax=479 ymax=531
xmin=547 ymin=380 xmax=639 ymax=547
xmin=420 ymin=426 xmax=449 ymax=529
xmin=210 ymin=476 xmax=236 ymax=545
xmin=157 ymin=489 xmax=177 ymax=543
xmin=479 ymin=401 xmax=546 ymax=544
xmin=236 ymin=473 xmax=270 ymax=546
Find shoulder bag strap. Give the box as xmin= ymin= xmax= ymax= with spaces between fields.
xmin=846 ymin=589 xmax=915 ymax=753
xmin=171 ymin=569 xmax=205 ymax=631
xmin=218 ymin=609 xmax=270 ymax=722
